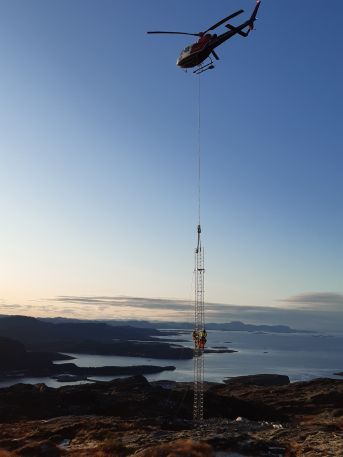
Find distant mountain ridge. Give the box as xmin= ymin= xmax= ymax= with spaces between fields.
xmin=0 ymin=314 xmax=309 ymax=333
xmin=0 ymin=315 xmax=161 ymax=345
xmin=40 ymin=317 xmax=308 ymax=333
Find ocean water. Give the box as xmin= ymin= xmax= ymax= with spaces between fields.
xmin=0 ymin=330 xmax=342 ymax=388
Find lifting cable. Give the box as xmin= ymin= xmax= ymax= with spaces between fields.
xmin=196 ymin=74 xmax=202 ymax=253
xmin=197 ymin=74 xmax=201 ymax=228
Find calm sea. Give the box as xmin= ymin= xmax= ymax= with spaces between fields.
xmin=0 ymin=330 xmax=342 ymax=388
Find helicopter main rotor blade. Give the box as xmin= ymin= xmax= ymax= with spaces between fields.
xmin=203 ymin=9 xmax=244 ymax=33
xmin=147 ymin=31 xmax=200 ymax=37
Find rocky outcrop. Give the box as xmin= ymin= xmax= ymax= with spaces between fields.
xmin=0 ymin=376 xmax=341 ymax=456
xmin=0 ymin=375 xmax=283 ymax=424
xmin=224 ymin=373 xmax=290 ymax=386
xmin=213 ymin=377 xmax=343 ymax=420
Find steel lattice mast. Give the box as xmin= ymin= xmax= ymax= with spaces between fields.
xmin=192 ymin=73 xmax=206 ymax=424
xmin=193 ymin=223 xmax=205 ymax=423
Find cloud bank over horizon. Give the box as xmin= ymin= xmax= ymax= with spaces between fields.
xmin=279 ymin=292 xmax=343 ymax=311
xmin=0 ymin=291 xmax=342 ymax=333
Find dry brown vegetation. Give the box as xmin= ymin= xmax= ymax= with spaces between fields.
xmin=93 ymin=438 xmax=127 ymax=457
xmin=134 ymin=439 xmax=214 ymax=457
xmin=0 ymin=451 xmax=18 ymax=457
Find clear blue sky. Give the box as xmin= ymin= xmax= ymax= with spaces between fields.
xmin=0 ymin=0 xmax=342 ymax=325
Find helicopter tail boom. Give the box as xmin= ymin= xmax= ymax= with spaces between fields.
xmin=225 ymin=23 xmax=250 ymax=37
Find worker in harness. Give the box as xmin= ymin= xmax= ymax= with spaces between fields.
xmin=198 ymin=328 xmax=207 ymax=349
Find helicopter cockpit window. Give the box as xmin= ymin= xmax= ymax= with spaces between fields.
xmin=181 ymin=46 xmax=191 ymax=55
xmin=179 ymin=46 xmax=191 ymax=59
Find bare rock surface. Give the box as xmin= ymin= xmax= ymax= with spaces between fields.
xmin=223 ymin=374 xmax=290 ymax=387
xmin=0 ymin=375 xmax=341 ymax=456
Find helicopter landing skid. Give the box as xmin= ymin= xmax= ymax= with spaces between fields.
xmin=193 ymin=60 xmax=215 ymax=75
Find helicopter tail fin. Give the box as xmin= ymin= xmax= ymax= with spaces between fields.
xmin=248 ymin=0 xmax=261 ymax=30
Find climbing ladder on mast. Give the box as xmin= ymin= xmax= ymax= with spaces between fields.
xmin=193 ymin=223 xmax=205 ymax=423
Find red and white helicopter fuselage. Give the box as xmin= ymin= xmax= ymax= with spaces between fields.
xmin=148 ymin=1 xmax=261 ymax=73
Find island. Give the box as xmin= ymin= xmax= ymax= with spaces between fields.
xmin=0 ymin=336 xmax=175 ymax=380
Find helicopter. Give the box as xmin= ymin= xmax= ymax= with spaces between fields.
xmin=147 ymin=0 xmax=261 ymax=74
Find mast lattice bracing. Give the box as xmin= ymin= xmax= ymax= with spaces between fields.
xmin=193 ymin=224 xmax=205 ymax=423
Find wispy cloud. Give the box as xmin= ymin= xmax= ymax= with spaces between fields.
xmin=51 ymin=295 xmax=194 ymax=310
xmin=279 ymin=292 xmax=343 ymax=311
xmin=50 ymin=295 xmax=278 ymax=312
